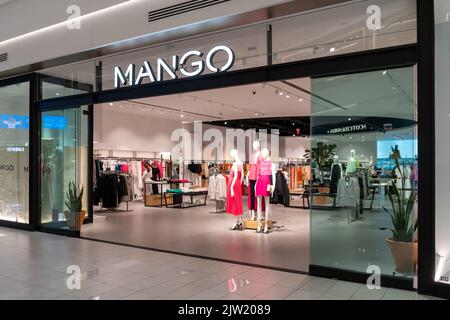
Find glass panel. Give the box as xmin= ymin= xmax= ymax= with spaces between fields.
xmin=0 ymin=81 xmax=30 ymax=224
xmin=310 ymin=67 xmax=417 ymax=279
xmin=39 ymin=60 xmax=95 ymax=99
xmin=434 ymin=0 xmax=450 ymax=285
xmin=272 ymin=0 xmax=416 ymax=64
xmin=40 ymin=106 xmax=89 ymax=231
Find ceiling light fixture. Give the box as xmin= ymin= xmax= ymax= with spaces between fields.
xmin=330 ymin=47 xmax=336 ymax=52
xmin=382 ymin=70 xmax=387 ymax=75
xmin=286 ymin=95 xmax=290 ymax=99
xmin=299 ymin=98 xmax=303 ymax=102
xmin=278 ymin=91 xmax=284 ymax=96
xmin=109 ymin=103 xmax=113 ymax=106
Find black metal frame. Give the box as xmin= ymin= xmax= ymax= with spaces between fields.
xmin=35 ymin=74 xmax=94 ymax=236
xmin=0 ymin=4 xmax=447 ymax=296
xmin=0 ymin=74 xmax=37 ymax=231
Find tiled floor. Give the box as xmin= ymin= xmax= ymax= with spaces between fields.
xmin=83 ymin=201 xmax=310 ymax=271
xmin=0 ymin=227 xmax=442 ymax=300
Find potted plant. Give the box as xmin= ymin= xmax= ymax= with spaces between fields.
xmin=384 ymin=146 xmax=418 ymax=273
xmin=64 ymin=181 xmax=86 ymax=231
xmin=304 ymin=142 xmax=336 ymax=204
xmin=304 ymin=142 xmax=337 ymax=173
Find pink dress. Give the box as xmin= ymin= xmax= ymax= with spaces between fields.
xmin=256 ymin=159 xmax=272 ymax=197
xmin=226 ymin=164 xmax=243 ymax=216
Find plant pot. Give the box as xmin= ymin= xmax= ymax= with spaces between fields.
xmin=64 ymin=211 xmax=86 ymax=231
xmin=386 ymin=238 xmax=418 ymax=273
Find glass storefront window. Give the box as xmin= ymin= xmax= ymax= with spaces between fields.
xmin=434 ymin=0 xmax=450 ymax=286
xmin=310 ymin=66 xmax=417 ymax=279
xmin=40 ymin=106 xmax=89 ymax=231
xmin=272 ymin=0 xmax=416 ymax=64
xmin=0 ymin=81 xmax=30 ymax=224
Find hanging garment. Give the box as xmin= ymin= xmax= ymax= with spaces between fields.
xmin=273 ymin=171 xmax=290 ymax=206
xmin=336 ymin=177 xmax=360 ymax=208
xmin=122 ymin=175 xmax=133 ymax=202
xmin=330 ymin=163 xmax=343 ymax=194
xmin=208 ymin=174 xmax=227 ymax=200
xmin=226 ymin=164 xmax=243 ymax=216
xmin=151 ymin=166 xmax=160 ymax=194
xmin=153 ymin=160 xmax=164 ymax=179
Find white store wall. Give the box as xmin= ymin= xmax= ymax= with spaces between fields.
xmin=93 ymin=105 xmax=182 ymax=153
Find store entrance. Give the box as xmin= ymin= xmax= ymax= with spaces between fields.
xmin=82 ymin=78 xmax=312 ymax=272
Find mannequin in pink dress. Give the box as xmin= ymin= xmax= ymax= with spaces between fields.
xmin=255 ymin=148 xmax=276 ymax=234
xmin=226 ymin=149 xmax=245 ymax=230
xmin=246 ymin=140 xmax=261 ymax=220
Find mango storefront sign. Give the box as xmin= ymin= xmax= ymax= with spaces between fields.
xmin=114 ymin=45 xmax=235 ymax=88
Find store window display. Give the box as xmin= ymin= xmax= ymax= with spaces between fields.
xmin=255 ymin=148 xmax=276 ymax=234
xmin=310 ymin=66 xmax=417 ymax=278
xmin=227 ymin=149 xmax=244 ymax=230
xmin=246 ymin=140 xmax=261 ymax=220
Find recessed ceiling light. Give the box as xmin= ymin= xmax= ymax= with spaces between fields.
xmin=279 ymin=91 xmax=284 ymax=96
xmin=56 ymin=93 xmax=60 ymax=96
xmin=330 ymin=47 xmax=336 ymax=52
xmin=255 ymin=113 xmax=259 ymax=116
xmin=286 ymin=95 xmax=290 ymax=98
xmin=382 ymin=70 xmax=387 ymax=75
xmin=299 ymin=98 xmax=303 ymax=102
xmin=180 ymin=114 xmax=184 ymax=118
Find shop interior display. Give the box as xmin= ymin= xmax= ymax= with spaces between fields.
xmin=80 ymin=71 xmax=418 ymax=274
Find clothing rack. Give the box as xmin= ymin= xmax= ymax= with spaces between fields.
xmin=95 ymin=172 xmax=132 ymax=213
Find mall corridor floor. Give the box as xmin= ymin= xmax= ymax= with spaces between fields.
xmin=0 ymin=227 xmax=440 ymax=300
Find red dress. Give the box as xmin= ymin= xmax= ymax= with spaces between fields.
xmin=226 ymin=165 xmax=243 ymax=216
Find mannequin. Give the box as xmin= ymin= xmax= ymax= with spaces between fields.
xmin=226 ymin=149 xmax=245 ymax=230
xmin=330 ymin=155 xmax=343 ymax=194
xmin=346 ymin=149 xmax=358 ymax=174
xmin=255 ymin=148 xmax=276 ymax=234
xmin=246 ymin=140 xmax=261 ymax=220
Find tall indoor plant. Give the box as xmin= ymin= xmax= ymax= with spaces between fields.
xmin=64 ymin=181 xmax=86 ymax=231
xmin=384 ymin=146 xmax=418 ymax=273
xmin=304 ymin=142 xmax=337 ymax=172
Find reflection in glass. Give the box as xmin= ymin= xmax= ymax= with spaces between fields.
xmin=0 ymin=82 xmax=30 ymax=224
xmin=40 ymin=107 xmax=88 ymax=230
xmin=310 ymin=67 xmax=417 ymax=279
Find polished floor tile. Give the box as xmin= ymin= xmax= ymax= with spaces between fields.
xmin=0 ymin=226 xmax=434 ymax=301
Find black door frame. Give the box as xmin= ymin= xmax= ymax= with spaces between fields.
xmin=0 ymin=0 xmax=445 ymax=296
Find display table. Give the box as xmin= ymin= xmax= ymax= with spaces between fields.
xmin=244 ymin=219 xmax=275 ymax=230
xmin=144 ymin=181 xmax=191 ymax=208
xmin=303 ymin=185 xmax=337 ymax=210
xmin=164 ymin=190 xmax=208 ymax=209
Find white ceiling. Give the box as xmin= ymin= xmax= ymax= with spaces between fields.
xmin=39 ymin=0 xmax=417 ymax=87
xmin=101 ymin=78 xmax=312 ymax=122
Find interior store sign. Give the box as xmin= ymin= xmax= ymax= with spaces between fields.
xmin=328 ymin=124 xmax=367 ymax=134
xmin=114 ymin=45 xmax=235 ymax=88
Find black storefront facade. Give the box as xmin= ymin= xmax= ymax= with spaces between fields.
xmin=0 ymin=0 xmax=448 ymax=299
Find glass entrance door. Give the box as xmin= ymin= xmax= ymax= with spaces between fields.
xmin=309 ymin=66 xmax=418 ymax=282
xmin=40 ymin=106 xmax=89 ymax=234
